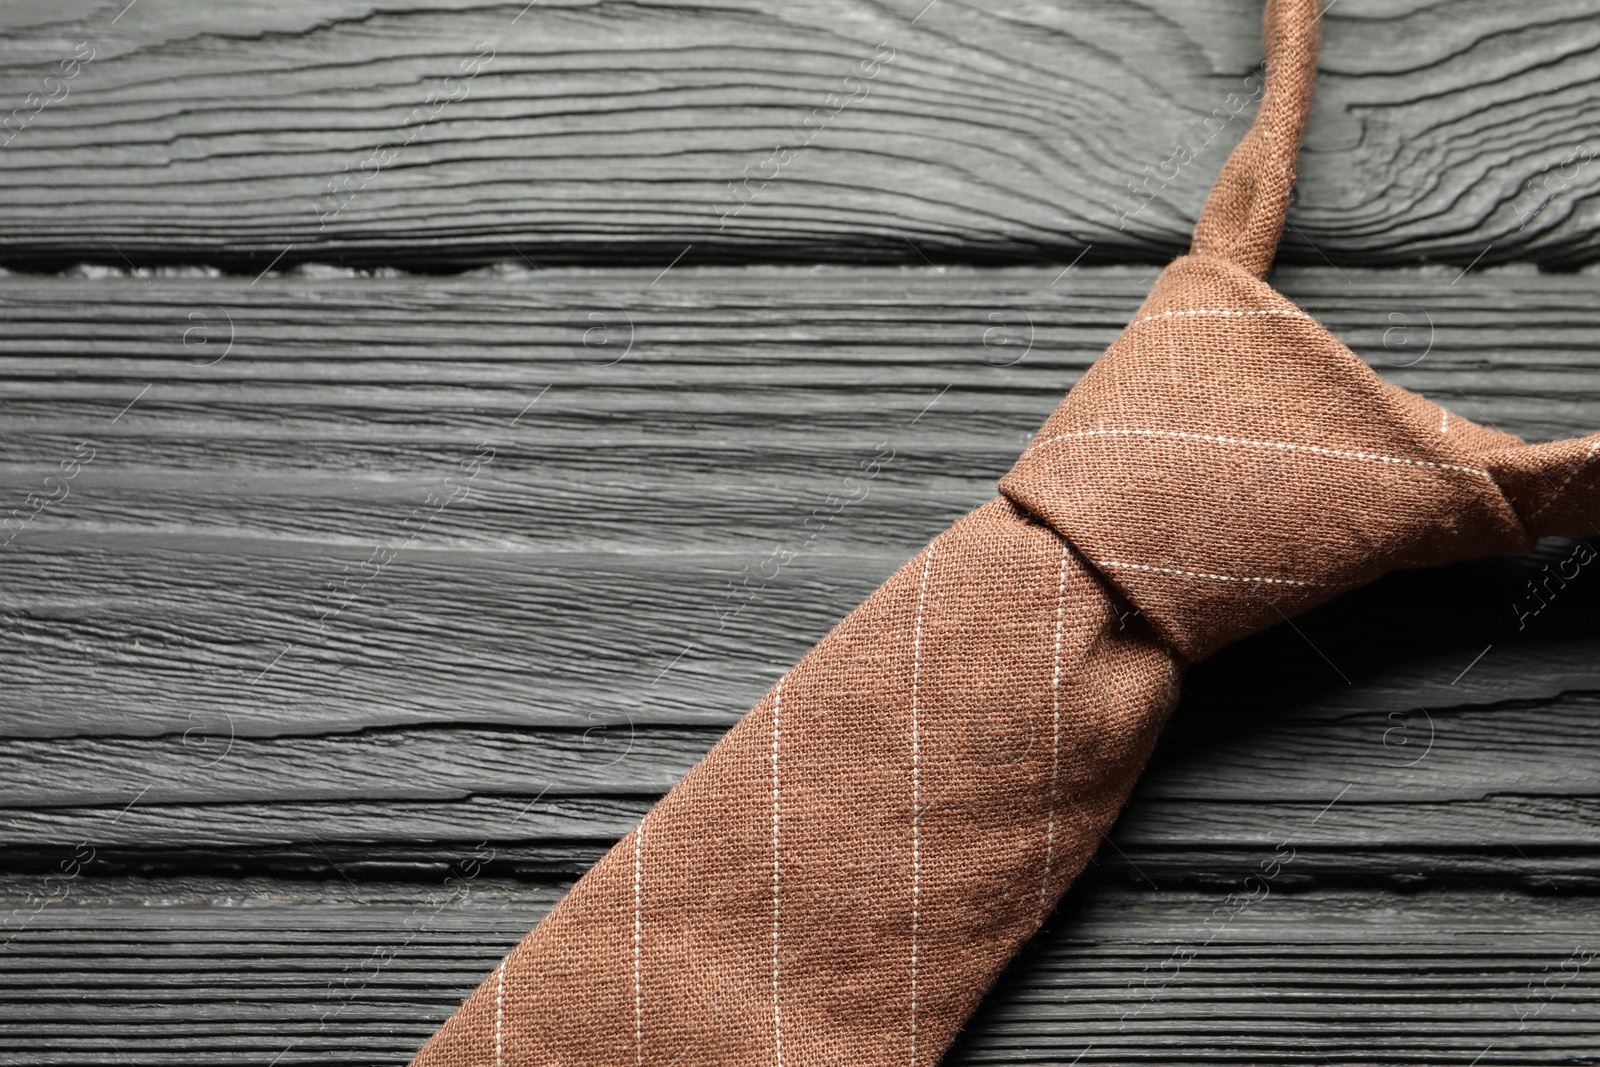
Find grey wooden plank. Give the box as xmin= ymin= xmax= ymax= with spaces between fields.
xmin=0 ymin=265 xmax=1598 ymax=739
xmin=5 ymin=695 xmax=1600 ymax=886
xmin=1 ymin=877 xmax=1597 ymax=1064
xmin=0 ymin=267 xmax=1597 ymax=1064
xmin=5 ymin=694 xmax=1599 ymax=811
xmin=8 ymin=795 xmax=1600 ymax=886
xmin=8 ymin=784 xmax=1600 ymax=887
xmin=0 ymin=2 xmax=1599 ymax=269
xmin=0 ymin=265 xmax=1598 ymax=888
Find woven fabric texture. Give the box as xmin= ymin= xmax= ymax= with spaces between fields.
xmin=409 ymin=1 xmax=1600 ymax=1063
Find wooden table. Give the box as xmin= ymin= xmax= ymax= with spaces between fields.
xmin=1 ymin=1 xmax=1598 ymax=1063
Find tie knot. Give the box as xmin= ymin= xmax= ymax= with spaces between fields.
xmin=1000 ymin=254 xmax=1538 ymax=661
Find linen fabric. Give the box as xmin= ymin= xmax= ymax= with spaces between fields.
xmin=409 ymin=1 xmax=1600 ymax=1063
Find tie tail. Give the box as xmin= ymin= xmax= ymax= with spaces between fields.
xmin=1481 ymin=433 xmax=1600 ymax=541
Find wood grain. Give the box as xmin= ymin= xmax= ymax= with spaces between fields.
xmin=0 ymin=1 xmax=1598 ymax=269
xmin=1 ymin=265 xmax=1599 ymax=894
xmin=5 ymin=4 xmax=1599 ymax=1056
xmin=1 ymin=876 xmax=1596 ymax=1065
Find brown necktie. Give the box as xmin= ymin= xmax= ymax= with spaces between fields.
xmin=409 ymin=2 xmax=1600 ymax=1063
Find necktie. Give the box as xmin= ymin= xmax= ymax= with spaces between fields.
xmin=409 ymin=1 xmax=1600 ymax=1062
